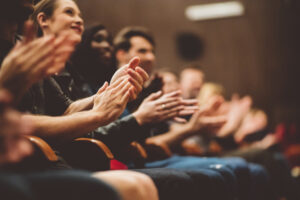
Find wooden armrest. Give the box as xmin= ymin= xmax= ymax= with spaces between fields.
xmin=130 ymin=141 xmax=148 ymax=159
xmin=125 ymin=141 xmax=148 ymax=168
xmin=26 ymin=136 xmax=58 ymax=162
xmin=144 ymin=139 xmax=172 ymax=161
xmin=75 ymin=138 xmax=114 ymax=160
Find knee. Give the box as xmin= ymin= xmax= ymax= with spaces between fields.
xmin=93 ymin=171 xmax=158 ymax=200
xmin=125 ymin=172 xmax=158 ymax=200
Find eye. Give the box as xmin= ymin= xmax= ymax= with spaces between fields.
xmin=138 ymin=49 xmax=147 ymax=54
xmin=64 ymin=8 xmax=74 ymax=16
xmin=93 ymin=35 xmax=104 ymax=43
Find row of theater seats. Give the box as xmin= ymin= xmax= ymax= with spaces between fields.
xmin=5 ymin=135 xmax=166 ymax=173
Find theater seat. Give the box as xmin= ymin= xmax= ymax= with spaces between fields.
xmin=60 ymin=138 xmax=114 ymax=172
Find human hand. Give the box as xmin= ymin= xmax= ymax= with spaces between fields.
xmin=92 ymin=78 xmax=133 ymax=125
xmin=181 ymin=96 xmax=227 ymax=134
xmin=133 ymin=90 xmax=185 ymax=125
xmin=0 ymin=90 xmax=33 ymax=165
xmin=110 ymin=57 xmax=149 ymax=100
xmin=172 ymin=98 xmax=199 ymax=123
xmin=217 ymin=94 xmax=252 ymax=137
xmin=0 ymin=21 xmax=77 ymax=103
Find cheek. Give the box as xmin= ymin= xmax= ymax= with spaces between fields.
xmin=55 ymin=16 xmax=71 ymax=29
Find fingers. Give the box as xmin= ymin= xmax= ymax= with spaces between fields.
xmin=121 ymin=87 xmax=131 ymax=103
xmin=129 ymin=86 xmax=137 ymax=100
xmin=128 ymin=75 xmax=143 ymax=94
xmin=31 ymin=53 xmax=56 ymax=80
xmin=111 ymin=78 xmax=130 ymax=95
xmin=173 ymin=117 xmax=187 ymax=123
xmin=108 ymin=76 xmax=126 ymax=89
xmin=146 ymin=91 xmax=163 ymax=101
xmin=163 ymin=90 xmax=181 ymax=98
xmin=198 ymin=96 xmax=223 ymax=116
xmin=178 ymin=106 xmax=199 ymax=116
xmin=160 ymin=105 xmax=184 ymax=116
xmin=135 ymin=67 xmax=149 ymax=82
xmin=155 ymin=96 xmax=181 ymax=107
xmin=157 ymin=100 xmax=181 ymax=111
xmin=118 ymin=82 xmax=131 ymax=96
xmin=202 ymin=115 xmax=227 ymax=127
xmin=21 ymin=36 xmax=56 ymax=68
xmin=128 ymin=56 xmax=140 ymax=70
xmin=181 ymin=99 xmax=198 ymax=106
xmin=97 ymin=82 xmax=109 ymax=94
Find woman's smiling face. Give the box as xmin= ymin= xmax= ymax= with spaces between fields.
xmin=45 ymin=0 xmax=84 ymax=41
xmin=90 ymin=29 xmax=113 ymax=64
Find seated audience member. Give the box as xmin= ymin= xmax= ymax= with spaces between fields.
xmin=19 ymin=0 xmax=148 ymax=143
xmin=71 ymin=24 xmax=116 ymax=95
xmin=114 ymin=26 xmax=163 ymax=112
xmin=180 ymin=66 xmax=205 ymax=99
xmin=159 ymin=70 xmax=181 ymax=94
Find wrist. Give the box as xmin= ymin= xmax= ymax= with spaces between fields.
xmin=132 ymin=111 xmax=146 ymax=126
xmin=90 ymin=109 xmax=108 ymax=126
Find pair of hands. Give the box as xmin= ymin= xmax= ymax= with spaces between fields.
xmin=0 ymin=90 xmax=33 ymax=165
xmin=175 ymin=95 xmax=228 ymax=135
xmin=0 ymin=20 xmax=78 ymax=104
xmin=133 ymin=90 xmax=199 ymax=126
xmin=92 ymin=57 xmax=149 ymax=125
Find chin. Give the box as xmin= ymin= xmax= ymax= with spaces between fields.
xmin=72 ymin=32 xmax=82 ymax=44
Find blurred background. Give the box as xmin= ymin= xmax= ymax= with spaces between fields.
xmin=77 ymin=0 xmax=300 ymax=127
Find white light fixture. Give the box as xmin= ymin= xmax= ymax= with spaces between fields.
xmin=185 ymin=1 xmax=245 ymax=21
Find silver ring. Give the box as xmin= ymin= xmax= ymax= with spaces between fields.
xmin=161 ymin=104 xmax=166 ymax=109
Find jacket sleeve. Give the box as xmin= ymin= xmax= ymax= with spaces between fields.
xmin=88 ymin=114 xmax=150 ymax=153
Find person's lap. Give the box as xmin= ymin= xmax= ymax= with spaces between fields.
xmin=145 ymin=155 xmax=271 ymax=200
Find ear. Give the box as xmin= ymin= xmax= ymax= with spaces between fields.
xmin=37 ymin=12 xmax=50 ymax=32
xmin=115 ymin=49 xmax=129 ymax=66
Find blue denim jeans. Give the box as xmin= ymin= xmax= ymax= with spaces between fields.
xmin=146 ymin=155 xmax=270 ymax=200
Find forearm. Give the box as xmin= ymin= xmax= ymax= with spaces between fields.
xmin=146 ymin=124 xmax=194 ymax=147
xmin=217 ymin=120 xmax=241 ymax=137
xmin=91 ymin=115 xmax=148 ymax=153
xmin=22 ymin=110 xmax=106 ymax=143
xmin=64 ymin=95 xmax=95 ymax=115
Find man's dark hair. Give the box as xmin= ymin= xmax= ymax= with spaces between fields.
xmin=113 ymin=26 xmax=155 ymax=52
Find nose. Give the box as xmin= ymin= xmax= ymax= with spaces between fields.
xmin=75 ymin=15 xmax=84 ymax=26
xmin=146 ymin=52 xmax=155 ymax=61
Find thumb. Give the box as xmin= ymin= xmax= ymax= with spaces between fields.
xmin=128 ymin=56 xmax=140 ymax=69
xmin=97 ymin=82 xmax=108 ymax=94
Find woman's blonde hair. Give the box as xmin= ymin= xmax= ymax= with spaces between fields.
xmin=197 ymin=82 xmax=224 ymax=105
